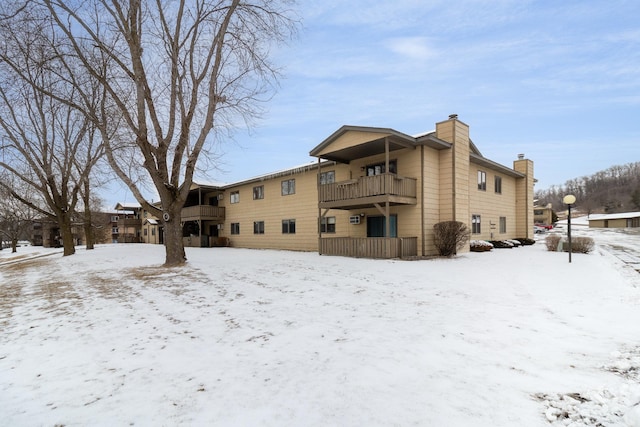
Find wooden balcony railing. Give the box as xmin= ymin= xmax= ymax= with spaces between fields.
xmin=319 ymin=174 xmax=417 ymax=204
xmin=319 ymin=237 xmax=417 ymax=259
xmin=117 ymin=218 xmax=140 ymax=227
xmin=181 ymin=205 xmax=225 ymax=221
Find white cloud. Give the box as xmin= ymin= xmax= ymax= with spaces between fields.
xmin=384 ymin=37 xmax=436 ymax=61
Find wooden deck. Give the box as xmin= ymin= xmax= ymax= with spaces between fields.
xmin=319 ymin=174 xmax=417 ymax=209
xmin=181 ymin=205 xmax=225 ymax=221
xmin=319 ymin=237 xmax=418 ymax=259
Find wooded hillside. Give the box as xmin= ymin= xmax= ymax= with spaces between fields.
xmin=535 ymin=162 xmax=640 ymax=214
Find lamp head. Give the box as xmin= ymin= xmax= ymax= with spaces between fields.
xmin=563 ymin=194 xmax=576 ymax=205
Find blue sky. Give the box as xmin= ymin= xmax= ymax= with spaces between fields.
xmin=110 ymin=0 xmax=640 ymax=206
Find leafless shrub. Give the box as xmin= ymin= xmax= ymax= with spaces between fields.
xmin=571 ymin=237 xmax=595 ymax=254
xmin=545 ymin=235 xmax=595 ymax=254
xmin=545 ymin=234 xmax=562 ymax=251
xmin=433 ymin=221 xmax=470 ymax=257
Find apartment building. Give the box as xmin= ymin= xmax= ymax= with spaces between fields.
xmin=139 ymin=114 xmax=534 ymax=258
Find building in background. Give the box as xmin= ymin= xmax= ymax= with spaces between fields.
xmin=588 ymin=212 xmax=640 ymax=229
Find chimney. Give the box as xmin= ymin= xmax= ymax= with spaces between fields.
xmin=448 ymin=113 xmax=458 ymax=120
xmin=517 ymin=153 xmax=525 ymax=160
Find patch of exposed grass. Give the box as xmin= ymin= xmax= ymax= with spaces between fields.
xmin=85 ymin=273 xmax=138 ymax=301
xmin=2 ymin=258 xmax=52 ymax=272
xmin=34 ymin=281 xmax=82 ymax=315
xmin=126 ymin=265 xmax=209 ymax=296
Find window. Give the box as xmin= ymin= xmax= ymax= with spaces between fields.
xmin=499 ymin=216 xmax=506 ymax=233
xmin=253 ymin=221 xmax=265 ymax=234
xmin=231 ymin=223 xmax=240 ymax=235
xmin=281 ymin=179 xmax=295 ymax=196
xmin=534 ymin=209 xmax=544 ymax=216
xmin=471 ymin=214 xmax=481 ymax=234
xmin=320 ymin=171 xmax=335 ymax=184
xmin=366 ymin=160 xmax=397 ymax=176
xmin=477 ymin=171 xmax=486 ymax=191
xmin=151 ymin=228 xmax=156 ymax=236
xmin=144 ymin=229 xmax=148 ymax=236
xmin=112 ymin=227 xmax=119 ymax=234
xmin=320 ymin=216 xmax=336 ymax=233
xmin=494 ymin=176 xmax=502 ymax=194
xmin=230 ymin=191 xmax=239 ymax=203
xmin=282 ymin=219 xmax=296 ymax=234
xmin=111 ymin=215 xmax=119 ymax=222
xmin=253 ymin=185 xmax=264 ymax=200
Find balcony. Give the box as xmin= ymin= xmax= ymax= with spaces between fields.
xmin=319 ymin=174 xmax=417 ymax=209
xmin=117 ymin=218 xmax=140 ymax=227
xmin=181 ymin=205 xmax=225 ymax=222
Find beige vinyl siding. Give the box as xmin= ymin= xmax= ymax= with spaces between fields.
xmin=422 ymin=146 xmax=441 ymax=255
xmin=220 ymin=165 xmax=352 ymax=251
xmin=468 ymin=165 xmax=518 ymax=240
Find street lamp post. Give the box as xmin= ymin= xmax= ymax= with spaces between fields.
xmin=563 ymin=194 xmax=576 ymax=263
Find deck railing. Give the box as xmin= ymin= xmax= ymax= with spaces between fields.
xmin=319 ymin=174 xmax=416 ymax=203
xmin=181 ymin=205 xmax=225 ymax=221
xmin=319 ymin=237 xmax=417 ymax=259
xmin=117 ymin=218 xmax=140 ymax=227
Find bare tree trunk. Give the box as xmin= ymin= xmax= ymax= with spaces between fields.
xmin=84 ymin=216 xmax=95 ymax=250
xmin=11 ymin=237 xmax=17 ymax=253
xmin=163 ymin=212 xmax=185 ymax=266
xmin=59 ymin=213 xmax=76 ymax=256
xmin=83 ymin=184 xmax=95 ymax=250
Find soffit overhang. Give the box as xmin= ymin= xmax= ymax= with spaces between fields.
xmin=309 ymin=126 xmax=417 ymax=164
xmin=470 ymin=153 xmax=524 ymax=178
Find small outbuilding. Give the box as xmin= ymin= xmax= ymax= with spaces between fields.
xmin=588 ymin=212 xmax=640 ymax=229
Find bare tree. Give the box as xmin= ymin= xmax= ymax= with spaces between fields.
xmin=0 ymin=62 xmax=104 ymax=256
xmin=2 ymin=0 xmax=298 ymax=266
xmin=0 ymin=178 xmax=39 ymax=253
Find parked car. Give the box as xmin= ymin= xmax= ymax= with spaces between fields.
xmin=534 ymin=225 xmax=546 ymax=234
xmin=537 ymin=224 xmax=554 ymax=230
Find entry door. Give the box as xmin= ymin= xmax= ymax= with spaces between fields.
xmin=367 ymin=215 xmax=397 ymax=237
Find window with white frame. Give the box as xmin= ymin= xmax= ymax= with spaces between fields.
xmin=281 ymin=179 xmax=295 ymax=196
xmin=230 ymin=191 xmax=239 ymax=203
xmin=471 ymin=214 xmax=481 ymax=234
xmin=495 ymin=176 xmax=502 ymax=194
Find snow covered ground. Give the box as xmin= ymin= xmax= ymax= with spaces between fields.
xmin=1 ymin=228 xmax=640 ymax=426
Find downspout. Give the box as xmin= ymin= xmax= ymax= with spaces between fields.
xmin=421 ymin=145 xmax=425 ymax=256
xmin=317 ymin=157 xmax=322 ymax=255
xmin=452 ymin=128 xmax=456 ymax=222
